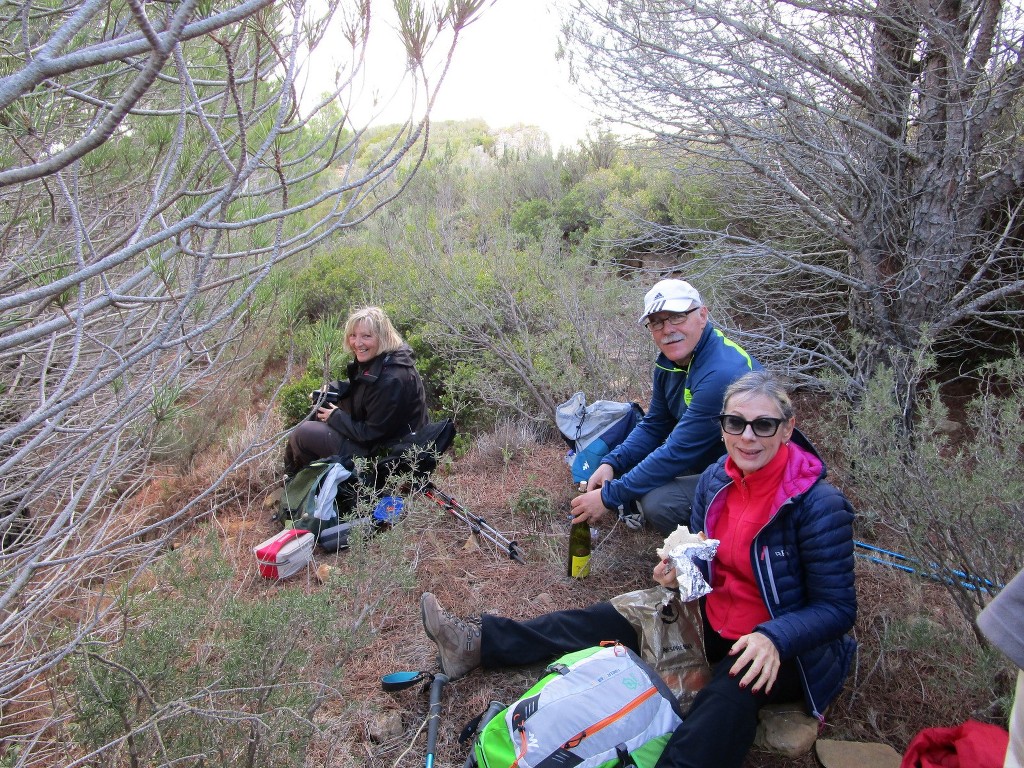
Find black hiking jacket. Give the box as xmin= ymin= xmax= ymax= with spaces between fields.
xmin=325 ymin=345 xmax=427 ymax=454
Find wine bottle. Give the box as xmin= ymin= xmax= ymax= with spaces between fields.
xmin=568 ymin=481 xmax=591 ymax=578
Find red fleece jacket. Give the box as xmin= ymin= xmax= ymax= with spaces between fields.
xmin=705 ymin=443 xmax=790 ymax=640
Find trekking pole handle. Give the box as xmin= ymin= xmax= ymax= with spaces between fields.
xmin=461 ymin=700 xmax=505 ymax=768
xmin=425 ymin=672 xmax=450 ymax=768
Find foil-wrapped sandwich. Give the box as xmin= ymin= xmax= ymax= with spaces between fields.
xmin=657 ymin=525 xmax=720 ymax=602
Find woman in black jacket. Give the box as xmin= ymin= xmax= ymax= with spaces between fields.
xmin=284 ymin=306 xmax=427 ymax=474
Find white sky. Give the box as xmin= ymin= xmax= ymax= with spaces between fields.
xmin=424 ymin=0 xmax=598 ymax=151
xmin=303 ymin=0 xmax=599 ymax=152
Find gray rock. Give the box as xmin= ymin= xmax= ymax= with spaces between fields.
xmin=815 ymin=738 xmax=903 ymax=768
xmin=367 ymin=711 xmax=404 ymax=743
xmin=754 ymin=702 xmax=819 ymax=757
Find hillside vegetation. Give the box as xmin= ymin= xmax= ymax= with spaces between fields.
xmin=3 ymin=0 xmax=1024 ymax=756
xmin=2 ymin=119 xmax=1020 ymax=767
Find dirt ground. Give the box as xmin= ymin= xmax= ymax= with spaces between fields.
xmin=213 ymin=436 xmax=957 ymax=768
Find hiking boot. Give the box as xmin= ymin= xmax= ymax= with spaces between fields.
xmin=420 ymin=592 xmax=481 ymax=679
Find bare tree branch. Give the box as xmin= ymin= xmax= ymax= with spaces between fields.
xmin=562 ymin=0 xmax=1024 ymax=415
xmin=0 ymin=1 xmax=488 ymax=763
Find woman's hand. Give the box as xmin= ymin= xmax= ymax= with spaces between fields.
xmin=728 ymin=631 xmax=781 ymax=694
xmin=652 ymin=558 xmax=680 ymax=589
xmin=316 ymin=404 xmax=338 ymax=422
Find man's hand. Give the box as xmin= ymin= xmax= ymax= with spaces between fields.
xmin=728 ymin=632 xmax=781 ymax=694
xmin=569 ymin=488 xmax=612 ymax=525
xmin=586 ymin=463 xmax=614 ymax=491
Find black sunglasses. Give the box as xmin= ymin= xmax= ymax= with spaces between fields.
xmin=717 ymin=414 xmax=786 ymax=437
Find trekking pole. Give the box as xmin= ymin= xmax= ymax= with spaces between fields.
xmin=461 ymin=700 xmax=504 ymax=768
xmin=854 ymin=540 xmax=1000 ymax=593
xmin=421 ymin=483 xmax=526 ymax=564
xmin=425 ymin=672 xmax=450 ymax=768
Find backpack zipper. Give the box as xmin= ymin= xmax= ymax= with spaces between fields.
xmin=760 ymin=545 xmax=781 ymax=605
xmin=561 ymin=685 xmax=658 ymax=748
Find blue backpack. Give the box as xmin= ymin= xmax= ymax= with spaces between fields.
xmin=556 ymin=393 xmax=644 ymax=483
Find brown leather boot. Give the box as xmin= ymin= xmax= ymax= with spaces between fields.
xmin=420 ymin=592 xmax=481 ymax=679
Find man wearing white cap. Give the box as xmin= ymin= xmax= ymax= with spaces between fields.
xmin=570 ymin=278 xmax=760 ymax=534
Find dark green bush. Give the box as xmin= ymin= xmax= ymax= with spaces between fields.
xmin=287 ymin=244 xmax=395 ymax=324
xmin=511 ymin=198 xmax=553 ymax=241
xmin=279 ymin=372 xmax=325 ymax=426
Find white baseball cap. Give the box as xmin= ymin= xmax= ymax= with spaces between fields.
xmin=638 ymin=279 xmax=702 ymax=323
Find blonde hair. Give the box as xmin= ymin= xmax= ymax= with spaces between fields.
xmin=343 ymin=306 xmax=405 ymax=355
xmin=722 ymin=370 xmax=795 ymax=420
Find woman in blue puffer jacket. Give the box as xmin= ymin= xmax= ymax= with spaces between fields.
xmin=418 ymin=370 xmax=855 ymax=768
xmin=657 ymin=369 xmax=856 ymax=767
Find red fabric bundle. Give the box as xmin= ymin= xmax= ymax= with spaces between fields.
xmin=901 ymin=719 xmax=1009 ymax=768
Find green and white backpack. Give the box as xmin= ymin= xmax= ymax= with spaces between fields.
xmin=275 ymin=456 xmax=358 ymax=537
xmin=474 ymin=644 xmax=683 ymax=768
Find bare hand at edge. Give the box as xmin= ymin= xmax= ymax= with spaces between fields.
xmin=316 ymin=404 xmax=338 ymax=422
xmin=728 ymin=632 xmax=781 ymax=694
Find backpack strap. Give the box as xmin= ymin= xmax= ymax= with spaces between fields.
xmin=370 ymin=419 xmax=457 ymax=490
xmin=615 ymin=743 xmax=639 ymax=767
xmin=312 ymin=462 xmax=355 ymax=521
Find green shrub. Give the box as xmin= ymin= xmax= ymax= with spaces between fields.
xmin=821 ymin=359 xmax=1024 ymax=638
xmin=279 ymin=371 xmax=325 ymax=425
xmin=511 ymin=198 xmax=553 ymax=241
xmin=67 ymin=530 xmax=397 ymax=768
xmin=451 ymin=432 xmax=472 ymax=459
xmin=512 ymin=485 xmax=555 ymax=520
xmin=385 ymin=243 xmax=646 ymax=432
xmin=284 ymin=243 xmax=395 ymax=325
xmin=296 ymin=314 xmax=348 ymax=381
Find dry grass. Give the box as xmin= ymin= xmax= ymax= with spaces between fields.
xmin=97 ymin=425 xmax=1010 ymax=768
xmin=186 ymin=438 xmax=666 ymax=767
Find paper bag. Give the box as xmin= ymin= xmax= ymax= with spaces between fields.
xmin=610 ymin=586 xmax=712 ymax=714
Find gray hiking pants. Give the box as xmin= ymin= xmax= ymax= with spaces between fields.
xmin=637 ymin=474 xmax=702 ymax=535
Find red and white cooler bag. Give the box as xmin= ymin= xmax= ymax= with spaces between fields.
xmin=254 ymin=529 xmax=315 ymax=579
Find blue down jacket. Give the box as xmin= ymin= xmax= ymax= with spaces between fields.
xmin=690 ymin=430 xmax=857 ymax=720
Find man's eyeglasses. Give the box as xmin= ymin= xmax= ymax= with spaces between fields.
xmin=644 ymin=307 xmax=699 ymax=331
xmin=717 ymin=414 xmax=786 ymax=437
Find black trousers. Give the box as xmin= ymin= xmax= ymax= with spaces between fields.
xmin=480 ymin=602 xmax=804 ymax=768
xmin=481 ymin=602 xmax=639 ymax=667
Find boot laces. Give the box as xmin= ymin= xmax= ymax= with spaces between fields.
xmin=443 ymin=607 xmax=480 ymax=637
